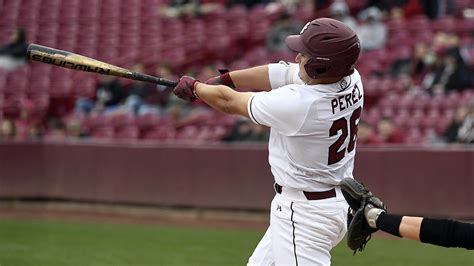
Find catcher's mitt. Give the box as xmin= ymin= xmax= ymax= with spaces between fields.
xmin=340 ymin=178 xmax=386 ymax=254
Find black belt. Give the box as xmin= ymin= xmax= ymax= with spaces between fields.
xmin=274 ymin=183 xmax=336 ymax=200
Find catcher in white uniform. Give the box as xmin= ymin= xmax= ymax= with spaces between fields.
xmin=173 ymin=18 xmax=362 ymax=265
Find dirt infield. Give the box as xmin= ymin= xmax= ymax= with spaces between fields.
xmin=0 ymin=201 xmax=268 ymax=230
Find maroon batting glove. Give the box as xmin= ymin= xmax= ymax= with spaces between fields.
xmin=205 ymin=72 xmax=235 ymax=88
xmin=173 ymin=76 xmax=199 ymax=102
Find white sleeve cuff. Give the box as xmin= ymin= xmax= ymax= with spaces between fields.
xmin=247 ymin=94 xmax=261 ymax=125
xmin=268 ymin=62 xmax=289 ymax=90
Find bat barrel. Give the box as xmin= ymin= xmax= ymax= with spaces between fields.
xmin=27 ymin=43 xmax=178 ymax=87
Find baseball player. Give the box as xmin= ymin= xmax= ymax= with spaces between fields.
xmin=173 ymin=18 xmax=362 ymax=265
xmin=341 ymin=178 xmax=474 ymax=250
xmin=366 ymin=205 xmax=474 ymax=250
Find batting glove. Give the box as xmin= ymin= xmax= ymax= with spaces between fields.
xmin=173 ymin=76 xmax=199 ymax=102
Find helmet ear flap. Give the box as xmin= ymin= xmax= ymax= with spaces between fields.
xmin=304 ymin=59 xmax=330 ymax=79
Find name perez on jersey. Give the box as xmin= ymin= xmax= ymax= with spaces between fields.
xmin=330 ymin=84 xmax=362 ymax=114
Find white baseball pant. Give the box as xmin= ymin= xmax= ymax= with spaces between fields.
xmin=247 ymin=186 xmax=348 ymax=266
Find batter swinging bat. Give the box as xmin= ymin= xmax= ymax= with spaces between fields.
xmin=26 ymin=43 xmax=178 ymax=87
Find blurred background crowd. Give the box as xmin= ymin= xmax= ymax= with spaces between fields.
xmin=0 ymin=0 xmax=472 ymax=145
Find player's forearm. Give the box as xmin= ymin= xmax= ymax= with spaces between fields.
xmin=229 ymin=65 xmax=271 ymax=91
xmin=399 ymin=216 xmax=423 ymax=241
xmin=195 ymin=83 xmax=252 ymax=116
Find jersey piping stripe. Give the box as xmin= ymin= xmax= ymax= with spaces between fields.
xmin=248 ymin=95 xmax=262 ymax=125
xmin=290 ymin=202 xmax=299 ymax=266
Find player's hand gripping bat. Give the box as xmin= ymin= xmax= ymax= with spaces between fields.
xmin=26 ymin=43 xmax=178 ymax=87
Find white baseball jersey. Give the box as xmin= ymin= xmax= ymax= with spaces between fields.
xmin=247 ymin=62 xmax=362 ymax=266
xmin=247 ymin=61 xmax=364 ymax=192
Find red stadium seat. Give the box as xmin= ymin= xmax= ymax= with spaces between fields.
xmin=387 ymin=32 xmax=412 ymax=49
xmin=435 ymin=116 xmax=452 ymax=135
xmin=405 ymin=127 xmax=425 ymax=145
xmin=377 ymin=93 xmax=399 ymax=110
xmin=426 ymin=94 xmax=444 ymax=111
xmin=110 ymin=113 xmax=137 ymax=128
xmin=86 ymin=113 xmax=114 ymax=129
xmin=136 ymin=113 xmax=163 ymax=131
xmin=115 ymin=125 xmax=140 ymax=140
xmin=176 ymin=125 xmax=200 ymax=140
xmin=90 ymin=126 xmax=115 ymax=139
xmin=455 ymin=19 xmax=474 ymax=36
xmin=143 ymin=125 xmax=176 ymax=140
xmin=386 ymin=19 xmax=407 ymax=33
xmin=431 ymin=16 xmax=456 ymax=32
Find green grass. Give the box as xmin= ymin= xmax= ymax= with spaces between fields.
xmin=0 ymin=219 xmax=472 ymax=266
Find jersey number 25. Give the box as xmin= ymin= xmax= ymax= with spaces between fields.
xmin=328 ymin=106 xmax=362 ymax=165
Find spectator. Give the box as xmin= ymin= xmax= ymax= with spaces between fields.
xmin=223 ymin=118 xmax=269 ymax=142
xmin=96 ymin=76 xmax=126 ymax=108
xmin=75 ymin=75 xmax=126 ymax=115
xmin=356 ymin=7 xmax=387 ymax=51
xmin=357 ymin=120 xmax=383 ymax=145
xmin=402 ymin=0 xmax=424 ymax=18
xmin=460 ymin=40 xmax=474 ymax=66
xmin=424 ymin=46 xmax=472 ymax=94
xmin=391 ymin=42 xmax=436 ymax=80
xmin=122 ymin=64 xmax=162 ymax=115
xmin=443 ymin=105 xmax=468 ymax=143
xmin=0 ymin=119 xmax=16 ymax=140
xmin=27 ymin=122 xmax=43 ymax=140
xmin=44 ymin=118 xmax=66 ymax=141
xmin=229 ymin=0 xmax=271 ymax=8
xmin=0 ymin=28 xmax=28 ymax=70
xmin=15 ymin=100 xmax=43 ymax=141
xmin=377 ymin=117 xmax=406 ymax=144
xmin=366 ymin=0 xmax=408 ymax=12
xmin=66 ymin=118 xmax=89 ymax=139
xmin=266 ymin=12 xmax=303 ymax=53
xmin=124 ymin=64 xmax=157 ymax=103
xmin=457 ymin=100 xmax=474 ymax=143
xmin=442 ymin=47 xmax=472 ymax=93
xmin=250 ymin=122 xmax=270 ymax=142
xmin=420 ymin=0 xmax=454 ymax=19
xmin=330 ymin=0 xmax=357 ymax=30
xmin=160 ymin=0 xmax=200 ymax=18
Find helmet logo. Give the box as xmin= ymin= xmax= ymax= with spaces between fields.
xmin=300 ymin=22 xmax=311 ymax=34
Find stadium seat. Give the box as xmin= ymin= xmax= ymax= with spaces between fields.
xmin=386 ymin=19 xmax=406 ymax=33
xmin=136 ymin=113 xmax=163 ymax=131
xmin=90 ymin=126 xmax=115 ymax=139
xmin=143 ymin=125 xmax=177 ymax=141
xmin=435 ymin=116 xmax=452 ymax=135
xmin=115 ymin=125 xmax=140 ymax=140
xmin=406 ymin=15 xmax=430 ymax=31
xmin=176 ymin=125 xmax=200 ymax=140
xmin=110 ymin=113 xmax=137 ymax=128
xmin=405 ymin=127 xmax=425 ymax=145
xmin=431 ymin=16 xmax=456 ymax=32
xmin=86 ymin=113 xmax=114 ymax=129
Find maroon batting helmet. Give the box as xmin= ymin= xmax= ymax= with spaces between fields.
xmin=286 ymin=18 xmax=360 ymax=79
